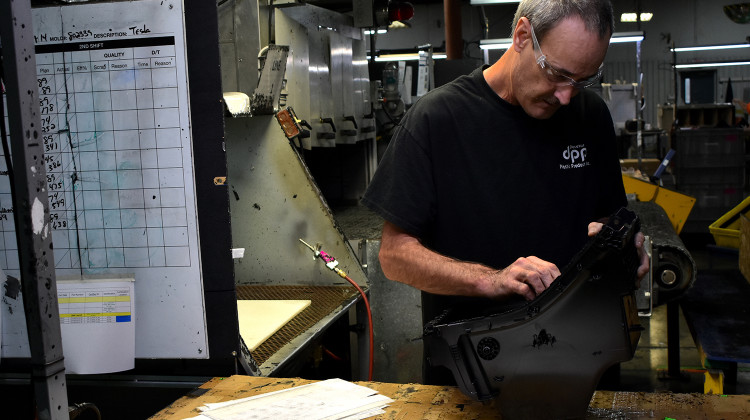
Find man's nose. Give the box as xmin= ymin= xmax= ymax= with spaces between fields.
xmin=554 ymin=85 xmax=577 ymax=105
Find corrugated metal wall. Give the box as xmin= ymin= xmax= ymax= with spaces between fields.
xmin=604 ymin=60 xmax=750 ymax=126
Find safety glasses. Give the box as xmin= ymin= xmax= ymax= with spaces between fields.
xmin=529 ymin=21 xmax=603 ymax=89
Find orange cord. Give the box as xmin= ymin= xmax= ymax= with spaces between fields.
xmin=323 ymin=346 xmax=344 ymax=361
xmin=297 ymin=239 xmax=374 ymax=381
xmin=344 ymin=274 xmax=374 ymax=381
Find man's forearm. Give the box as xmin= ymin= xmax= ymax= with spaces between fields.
xmin=379 ymin=221 xmax=496 ymax=297
xmin=378 ymin=221 xmax=560 ymax=301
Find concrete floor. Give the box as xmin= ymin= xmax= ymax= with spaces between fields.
xmin=615 ymin=304 xmax=711 ymax=393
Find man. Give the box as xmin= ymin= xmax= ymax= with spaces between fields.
xmin=362 ymin=0 xmax=649 ymax=381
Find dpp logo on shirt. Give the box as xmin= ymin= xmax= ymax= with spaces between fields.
xmin=560 ymin=144 xmax=590 ymax=170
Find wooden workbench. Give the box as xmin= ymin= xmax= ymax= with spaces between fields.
xmin=150 ymin=375 xmax=750 ymax=419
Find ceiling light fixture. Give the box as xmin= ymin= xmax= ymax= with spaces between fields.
xmin=374 ymin=53 xmax=447 ymax=62
xmin=621 ymin=12 xmax=653 ymax=22
xmin=724 ymin=3 xmax=750 ymax=24
xmin=671 ymin=43 xmax=750 ymax=52
xmin=610 ymin=31 xmax=645 ymax=43
xmin=479 ymin=38 xmax=513 ymax=50
xmin=674 ymin=61 xmax=750 ymax=69
xmin=469 ymin=0 xmax=520 ymax=5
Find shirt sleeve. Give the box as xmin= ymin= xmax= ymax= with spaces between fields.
xmin=361 ymin=121 xmax=437 ymax=238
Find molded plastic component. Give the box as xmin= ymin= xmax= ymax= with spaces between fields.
xmin=424 ymin=207 xmax=643 ymax=419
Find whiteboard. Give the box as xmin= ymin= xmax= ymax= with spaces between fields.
xmin=0 ymin=0 xmax=207 ymax=359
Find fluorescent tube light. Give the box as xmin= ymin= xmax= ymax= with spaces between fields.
xmin=470 ymin=0 xmax=520 ymax=4
xmin=479 ymin=38 xmax=513 ymax=50
xmin=672 ymin=44 xmax=750 ymax=52
xmin=610 ymin=31 xmax=644 ymax=43
xmin=375 ymin=53 xmax=447 ymax=62
xmin=675 ymin=61 xmax=750 ymax=69
xmin=364 ymin=29 xmax=388 ymax=35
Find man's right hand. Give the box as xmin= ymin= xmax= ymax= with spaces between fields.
xmin=483 ymin=256 xmax=561 ymax=301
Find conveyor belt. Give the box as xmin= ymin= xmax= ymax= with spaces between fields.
xmin=236 ymin=285 xmax=358 ymax=364
xmin=629 ymin=201 xmax=696 ymax=305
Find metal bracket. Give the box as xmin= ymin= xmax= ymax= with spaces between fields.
xmin=251 ymin=45 xmax=290 ymax=115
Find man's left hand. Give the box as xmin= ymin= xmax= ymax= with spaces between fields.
xmin=588 ymin=222 xmax=650 ymax=286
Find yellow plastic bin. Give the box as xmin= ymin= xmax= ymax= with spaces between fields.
xmin=709 ymin=195 xmax=750 ymax=248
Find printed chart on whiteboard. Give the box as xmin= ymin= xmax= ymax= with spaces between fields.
xmin=32 ymin=35 xmax=191 ymax=270
xmin=0 ymin=0 xmax=208 ymax=359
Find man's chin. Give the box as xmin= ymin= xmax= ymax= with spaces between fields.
xmin=527 ymin=103 xmax=559 ymax=120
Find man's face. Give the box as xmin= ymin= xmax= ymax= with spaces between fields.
xmin=514 ymin=16 xmax=610 ymax=120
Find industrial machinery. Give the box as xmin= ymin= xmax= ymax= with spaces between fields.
xmin=220 ymin=0 xmax=377 ymax=377
xmin=630 ymin=201 xmax=696 ymax=310
xmin=424 ymin=207 xmax=643 ymax=419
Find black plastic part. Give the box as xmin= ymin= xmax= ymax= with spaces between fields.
xmin=423 ymin=207 xmax=642 ymax=419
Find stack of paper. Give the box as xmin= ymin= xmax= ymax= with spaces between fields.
xmin=188 ymin=378 xmax=393 ymax=420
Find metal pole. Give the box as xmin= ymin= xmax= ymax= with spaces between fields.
xmin=636 ymin=39 xmax=643 ymax=170
xmin=0 ymin=1 xmax=69 ymax=419
xmin=667 ymin=302 xmax=681 ymax=377
xmin=635 ymin=0 xmax=644 ymax=170
xmin=673 ymin=41 xmax=679 ymax=105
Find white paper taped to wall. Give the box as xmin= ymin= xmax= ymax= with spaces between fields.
xmin=57 ymin=277 xmax=135 ymax=374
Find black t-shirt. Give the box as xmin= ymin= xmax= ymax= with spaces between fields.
xmin=362 ymin=66 xmax=626 ymax=321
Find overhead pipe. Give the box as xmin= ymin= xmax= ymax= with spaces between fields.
xmin=444 ymin=0 xmax=464 ymax=59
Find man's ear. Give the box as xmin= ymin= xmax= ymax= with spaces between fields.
xmin=512 ymin=16 xmax=531 ymax=53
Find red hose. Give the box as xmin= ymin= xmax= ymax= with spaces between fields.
xmin=323 ymin=346 xmax=344 ymax=361
xmin=344 ymin=274 xmax=374 ymax=381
